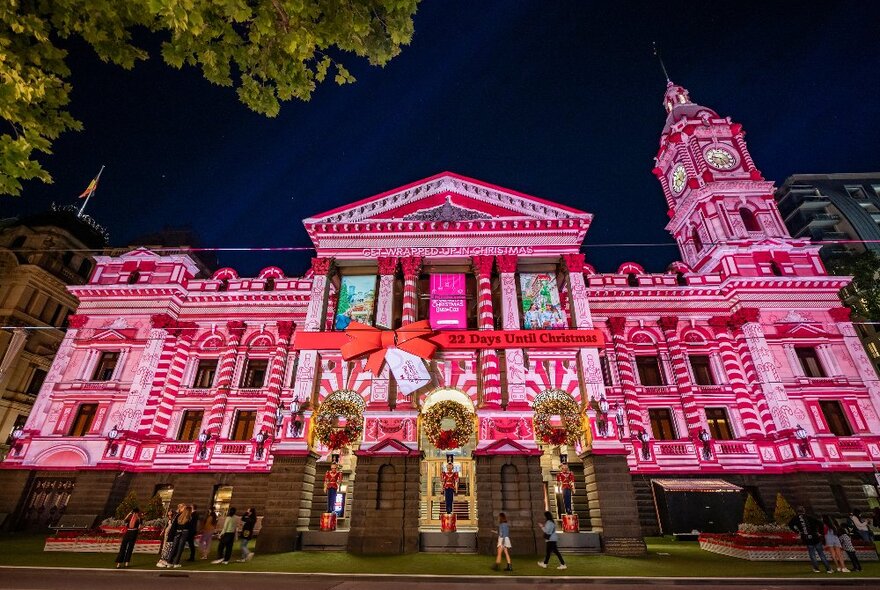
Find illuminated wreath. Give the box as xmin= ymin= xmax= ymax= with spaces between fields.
xmin=532 ymin=389 xmax=583 ymax=446
xmin=313 ymin=390 xmax=365 ymax=450
xmin=422 ymin=400 xmax=475 ymax=450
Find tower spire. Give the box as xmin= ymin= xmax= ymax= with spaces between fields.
xmin=652 ymin=42 xmax=671 ymax=84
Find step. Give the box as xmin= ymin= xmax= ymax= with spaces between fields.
xmin=419 ymin=531 xmax=477 ymax=553
xmin=556 ymin=531 xmax=602 ymax=554
xmin=300 ymin=530 xmax=349 ymax=551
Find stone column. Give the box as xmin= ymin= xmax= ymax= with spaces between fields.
xmin=831 ymin=307 xmax=880 ymax=432
xmin=658 ymin=317 xmax=703 ymax=436
xmin=203 ymin=320 xmax=247 ymax=436
xmin=581 ymin=452 xmax=646 ymax=555
xmin=563 ymin=254 xmax=604 ymax=406
xmin=496 ymin=255 xmax=526 ymax=408
xmin=260 ymin=321 xmax=295 ymax=434
xmin=708 ymin=316 xmax=765 ymax=437
xmin=25 ymin=317 xmax=84 ymax=434
xmin=400 ymin=256 xmax=422 ymax=325
xmin=730 ymin=309 xmax=781 ymax=434
xmin=473 ymin=450 xmax=545 ymax=556
xmin=0 ymin=328 xmax=27 ymax=390
xmin=608 ymin=318 xmax=643 ymax=435
xmin=347 ymin=446 xmax=422 ymax=554
xmin=256 ymin=451 xmax=318 ymax=552
xmin=374 ymin=257 xmax=398 ymax=329
xmin=293 ymin=258 xmax=334 ymax=409
xmin=472 ymin=256 xmax=501 ymax=406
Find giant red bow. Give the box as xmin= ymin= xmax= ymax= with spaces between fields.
xmin=341 ymin=320 xmax=437 ymax=375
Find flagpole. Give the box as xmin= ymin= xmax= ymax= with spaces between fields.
xmin=78 ymin=165 xmax=105 ymax=218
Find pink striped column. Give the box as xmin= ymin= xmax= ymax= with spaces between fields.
xmin=136 ymin=315 xmax=182 ymax=435
xmin=729 ymin=310 xmax=777 ymax=435
xmin=473 ymin=256 xmax=501 ymax=406
xmin=497 ymin=254 xmax=525 ymax=408
xmin=658 ymin=317 xmax=703 ymax=436
xmin=708 ymin=316 xmax=765 ymax=438
xmin=608 ymin=317 xmax=642 ymax=434
xmin=400 ymin=256 xmax=422 ymax=325
xmin=204 ymin=321 xmax=247 ymax=436
xmin=260 ymin=321 xmax=295 ymax=434
xmin=148 ymin=321 xmax=198 ymax=437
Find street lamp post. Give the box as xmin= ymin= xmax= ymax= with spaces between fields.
xmin=794 ymin=424 xmax=810 ymax=457
xmin=197 ymin=430 xmax=211 ymax=460
xmin=106 ymin=425 xmax=120 ymax=457
xmin=637 ymin=430 xmax=651 ymax=460
xmin=698 ymin=428 xmax=711 ymax=460
xmin=255 ymin=430 xmax=267 ymax=459
xmin=10 ymin=425 xmax=24 ymax=456
xmin=614 ymin=404 xmax=625 ymax=440
xmin=597 ymin=394 xmax=610 ymax=437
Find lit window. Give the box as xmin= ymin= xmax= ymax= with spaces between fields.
xmin=796 ymin=347 xmax=826 ymax=378
xmin=193 ymin=360 xmax=218 ymax=388
xmin=92 ymin=352 xmax=119 ymax=381
xmin=689 ymin=355 xmax=715 ymax=385
xmin=177 ymin=410 xmax=204 ymax=441
xmin=68 ymin=404 xmax=98 ymax=436
xmin=240 ymin=359 xmax=268 ymax=388
xmin=705 ymin=407 xmax=734 ymax=440
xmin=636 ymin=356 xmax=665 ymax=386
xmin=231 ymin=411 xmax=256 ymax=440
xmin=867 ymin=342 xmax=880 ymax=359
xmin=649 ymin=408 xmax=677 ymax=440
xmin=819 ymin=400 xmax=852 ymax=436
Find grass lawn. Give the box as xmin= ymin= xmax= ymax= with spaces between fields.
xmin=0 ymin=535 xmax=877 ymax=578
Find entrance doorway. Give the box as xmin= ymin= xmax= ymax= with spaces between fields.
xmin=212 ymin=485 xmax=233 ymax=520
xmin=420 ymin=458 xmax=477 ymax=528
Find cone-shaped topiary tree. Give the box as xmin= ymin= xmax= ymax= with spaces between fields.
xmin=114 ymin=491 xmax=140 ymax=520
xmin=742 ymin=493 xmax=768 ymax=525
xmin=143 ymin=493 xmax=165 ymax=520
xmin=773 ymin=493 xmax=796 ymax=526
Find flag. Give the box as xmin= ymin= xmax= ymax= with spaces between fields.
xmin=78 ymin=176 xmax=99 ymax=199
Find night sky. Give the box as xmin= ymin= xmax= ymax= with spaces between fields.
xmin=4 ymin=1 xmax=880 ymax=277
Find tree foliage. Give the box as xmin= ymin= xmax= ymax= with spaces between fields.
xmin=773 ymin=493 xmax=796 ymax=526
xmin=827 ymin=250 xmax=880 ymax=321
xmin=114 ymin=490 xmax=140 ymax=520
xmin=143 ymin=493 xmax=165 ymax=520
xmin=1 ymin=0 xmax=419 ymax=196
xmin=741 ymin=494 xmax=768 ymax=526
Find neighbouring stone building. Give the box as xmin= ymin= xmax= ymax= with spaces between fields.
xmin=2 ymin=83 xmax=879 ymax=555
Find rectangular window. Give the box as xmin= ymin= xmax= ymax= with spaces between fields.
xmin=690 ymin=355 xmax=715 ymax=385
xmin=705 ymin=407 xmax=734 ymax=440
xmin=796 ymin=347 xmax=826 ymax=378
xmin=819 ymin=400 xmax=852 ymax=436
xmin=92 ymin=351 xmax=119 ymax=381
xmin=192 ymin=360 xmax=218 ymax=388
xmin=867 ymin=342 xmax=880 ymax=359
xmin=600 ymin=354 xmax=614 ymax=386
xmin=177 ymin=410 xmax=204 ymax=441
xmin=49 ymin=304 xmax=64 ymax=326
xmin=636 ymin=356 xmax=665 ymax=386
xmin=230 ymin=410 xmax=257 ymax=440
xmin=649 ymin=408 xmax=677 ymax=440
xmin=68 ymin=403 xmax=98 ymax=436
xmin=25 ymin=368 xmax=47 ymax=395
xmin=240 ymin=359 xmax=268 ymax=388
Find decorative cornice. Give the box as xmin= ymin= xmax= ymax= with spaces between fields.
xmin=608 ymin=317 xmax=627 ymax=335
xmin=227 ymin=320 xmax=247 ymax=339
xmin=377 ymin=256 xmax=399 ymax=275
xmin=400 ymin=256 xmax=422 ymax=279
xmin=402 ymin=196 xmax=492 ymax=222
xmin=658 ymin=316 xmax=679 ymax=332
xmin=310 ymin=257 xmax=334 ymax=276
xmin=562 ymin=253 xmax=585 ymax=273
xmin=730 ymin=308 xmax=760 ymax=329
xmin=471 ymin=255 xmax=494 ymax=278
xmin=496 ymin=254 xmax=518 ymax=274
xmin=277 ymin=320 xmax=296 ymax=342
xmin=828 ymin=307 xmax=852 ymax=323
xmin=66 ymin=315 xmax=89 ymax=329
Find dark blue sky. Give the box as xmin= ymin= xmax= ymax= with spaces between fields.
xmin=5 ymin=1 xmax=880 ymax=276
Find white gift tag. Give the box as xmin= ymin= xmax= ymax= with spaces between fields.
xmin=385 ymin=348 xmax=431 ymax=395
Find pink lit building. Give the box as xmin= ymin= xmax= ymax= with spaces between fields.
xmin=2 ymin=83 xmax=878 ymax=556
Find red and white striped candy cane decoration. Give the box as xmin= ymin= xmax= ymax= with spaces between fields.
xmin=259 ymin=321 xmax=295 ymax=435
xmin=472 ymin=256 xmax=501 ymax=405
xmin=401 ymin=256 xmax=422 ymax=325
xmin=148 ymin=321 xmax=198 ymax=437
xmin=204 ymin=321 xmax=247 ymax=435
xmin=658 ymin=317 xmax=704 ymax=436
xmin=608 ymin=317 xmax=643 ymax=434
xmin=708 ymin=317 xmax=764 ymax=437
xmin=137 ymin=315 xmax=186 ymax=435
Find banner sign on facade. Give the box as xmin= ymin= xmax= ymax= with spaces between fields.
xmin=335 ymin=275 xmax=377 ymax=330
xmin=520 ymin=273 xmax=567 ymax=329
xmin=294 ymin=328 xmax=604 ymax=352
xmin=429 ymin=273 xmax=467 ymax=330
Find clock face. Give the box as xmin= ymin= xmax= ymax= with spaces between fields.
xmin=705 ymin=147 xmax=737 ymax=170
xmin=671 ymin=165 xmax=687 ymax=193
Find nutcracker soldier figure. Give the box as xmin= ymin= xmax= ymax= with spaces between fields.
xmin=556 ymin=462 xmax=579 ymax=532
xmin=321 ymin=462 xmax=343 ymax=531
xmin=440 ymin=462 xmax=459 ymax=532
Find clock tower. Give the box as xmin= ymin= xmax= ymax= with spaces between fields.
xmin=652 ymin=81 xmax=823 ymax=277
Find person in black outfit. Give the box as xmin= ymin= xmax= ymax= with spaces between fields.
xmin=788 ymin=505 xmax=832 ymax=573
xmin=115 ymin=508 xmax=142 ymax=568
xmin=187 ymin=504 xmax=199 ymax=561
xmin=166 ymin=505 xmax=194 ymax=568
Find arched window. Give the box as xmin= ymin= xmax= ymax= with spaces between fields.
xmin=78 ymin=259 xmax=92 ymax=279
xmin=264 ymin=277 xmax=275 ymax=292
xmin=692 ymin=228 xmax=703 ymax=252
xmin=127 ymin=271 xmax=140 ymax=284
xmin=218 ymin=278 xmax=229 ymax=292
xmin=769 ymin=261 xmax=782 ymax=276
xmin=377 ymin=464 xmax=396 ymax=510
xmin=739 ymin=208 xmax=760 ymax=232
xmin=501 ymin=464 xmax=519 ymax=511
xmin=676 ymin=272 xmax=687 ymax=286
xmin=626 ymin=273 xmax=639 ymax=287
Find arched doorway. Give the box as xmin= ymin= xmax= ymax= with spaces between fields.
xmin=419 ymin=388 xmax=478 ymax=529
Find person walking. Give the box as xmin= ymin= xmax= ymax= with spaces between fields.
xmin=186 ymin=504 xmax=199 ymax=561
xmin=156 ymin=508 xmax=176 ymax=567
xmin=823 ymin=517 xmax=849 ymax=572
xmin=788 ymin=506 xmax=832 ymax=573
xmin=115 ymin=508 xmax=142 ymax=569
xmin=839 ymin=526 xmax=862 ymax=572
xmin=849 ymin=511 xmax=872 ymax=543
xmin=198 ymin=510 xmax=218 ymax=560
xmin=537 ymin=511 xmax=566 ymax=570
xmin=166 ymin=505 xmax=193 ymax=568
xmin=212 ymin=508 xmax=239 ymax=565
xmin=237 ymin=507 xmax=257 ymax=562
xmin=493 ymin=513 xmax=512 ymax=571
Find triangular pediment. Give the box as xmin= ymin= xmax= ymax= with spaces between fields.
xmin=472 ymin=437 xmax=542 ymax=456
xmin=355 ymin=438 xmax=420 ymax=457
xmin=87 ymin=328 xmax=137 ymax=342
xmin=305 ymin=172 xmax=591 ymax=225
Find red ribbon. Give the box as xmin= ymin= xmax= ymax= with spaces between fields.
xmin=340 ymin=320 xmax=437 ymax=375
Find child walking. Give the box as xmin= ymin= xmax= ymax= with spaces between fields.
xmin=493 ymin=513 xmax=512 ymax=571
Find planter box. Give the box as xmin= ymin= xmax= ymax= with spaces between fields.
xmin=45 ymin=537 xmax=162 ymax=554
xmin=700 ymin=534 xmax=878 ymax=562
